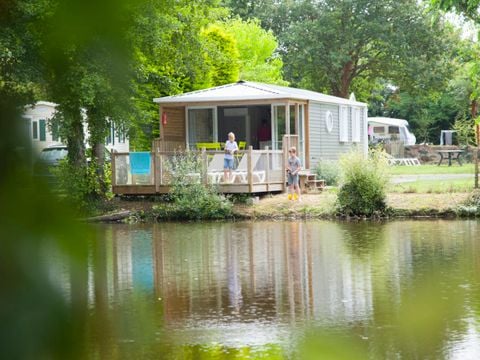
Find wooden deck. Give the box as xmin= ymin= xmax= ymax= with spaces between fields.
xmin=112 ymin=147 xmax=286 ymax=195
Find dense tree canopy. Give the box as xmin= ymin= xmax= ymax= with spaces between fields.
xmin=432 ymin=0 xmax=480 ymax=21
xmin=218 ymin=18 xmax=287 ymax=85
xmin=280 ymin=0 xmax=457 ymax=99
xmin=4 ymin=0 xmax=480 ymax=203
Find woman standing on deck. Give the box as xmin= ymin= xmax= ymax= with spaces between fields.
xmin=224 ymin=132 xmax=238 ymax=182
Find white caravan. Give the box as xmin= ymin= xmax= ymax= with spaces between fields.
xmin=368 ymin=117 xmax=416 ymax=146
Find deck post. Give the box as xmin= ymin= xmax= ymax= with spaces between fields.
xmin=201 ymin=148 xmax=208 ymax=185
xmin=154 ymin=151 xmax=159 ymax=193
xmin=247 ymin=146 xmax=253 ymax=193
xmin=151 ymin=152 xmax=155 ymax=186
xmin=159 ymin=153 xmax=164 ymax=186
xmin=282 ymin=143 xmax=287 ymax=193
xmin=265 ymin=146 xmax=270 ymax=192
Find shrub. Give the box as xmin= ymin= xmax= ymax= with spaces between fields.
xmin=153 ymin=151 xmax=233 ymax=220
xmin=314 ymin=160 xmax=340 ymax=186
xmin=457 ymin=190 xmax=480 ymax=217
xmin=52 ymin=160 xmax=112 ymax=214
xmin=336 ymin=149 xmax=389 ymax=216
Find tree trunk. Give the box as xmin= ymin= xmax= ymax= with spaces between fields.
xmin=332 ymin=60 xmax=354 ymax=98
xmin=65 ymin=108 xmax=86 ymax=168
xmin=86 ymin=109 xmax=108 ymax=197
xmin=93 ymin=141 xmax=107 ymax=195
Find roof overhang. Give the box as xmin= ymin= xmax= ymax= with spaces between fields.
xmin=154 ymin=95 xmax=308 ymax=105
xmin=153 ymin=81 xmax=367 ymax=107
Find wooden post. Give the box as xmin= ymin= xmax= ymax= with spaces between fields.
xmin=159 ymin=153 xmax=164 ymax=186
xmin=304 ymin=103 xmax=310 ymax=169
xmin=159 ymin=106 xmax=164 ymax=141
xmin=265 ymin=146 xmax=270 ymax=192
xmin=247 ymin=146 xmax=253 ymax=193
xmin=282 ymin=136 xmax=288 ymax=193
xmin=154 ymin=151 xmax=159 ymax=193
xmin=150 ymin=152 xmax=155 ymax=185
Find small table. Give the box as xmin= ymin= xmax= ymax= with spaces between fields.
xmin=437 ymin=150 xmax=464 ymax=166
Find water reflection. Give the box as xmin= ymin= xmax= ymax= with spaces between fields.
xmin=69 ymin=220 xmax=480 ymax=358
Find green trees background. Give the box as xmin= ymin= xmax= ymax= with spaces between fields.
xmin=2 ymin=0 xmax=480 ymax=206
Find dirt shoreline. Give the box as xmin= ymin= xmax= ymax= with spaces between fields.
xmin=89 ymin=192 xmax=477 ymax=222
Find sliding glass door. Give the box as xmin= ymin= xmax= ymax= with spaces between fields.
xmin=187 ymin=107 xmax=217 ymax=149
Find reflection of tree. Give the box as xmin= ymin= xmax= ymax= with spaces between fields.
xmin=227 ymin=226 xmax=243 ymax=312
xmin=367 ymin=220 xmax=477 ymax=358
xmin=68 ymin=220 xmax=480 ymax=358
xmin=339 ymin=222 xmax=387 ymax=260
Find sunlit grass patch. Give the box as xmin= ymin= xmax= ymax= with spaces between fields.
xmin=387 ymin=163 xmax=475 ymax=175
xmin=389 ymin=179 xmax=474 ymax=194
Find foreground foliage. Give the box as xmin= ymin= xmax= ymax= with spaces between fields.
xmin=152 ymin=152 xmax=233 ymax=220
xmin=337 ymin=150 xmax=390 ymax=216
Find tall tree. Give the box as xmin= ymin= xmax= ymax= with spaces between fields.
xmin=217 ymin=18 xmax=287 ymax=85
xmin=130 ymin=0 xmax=226 ymax=149
xmin=431 ymin=0 xmax=480 ymax=22
xmin=281 ymin=0 xmax=457 ymax=99
xmin=43 ymin=0 xmax=136 ymax=170
xmin=200 ymin=24 xmax=240 ymax=86
xmin=0 ymin=0 xmax=47 ymax=170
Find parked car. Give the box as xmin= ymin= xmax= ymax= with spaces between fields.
xmin=368 ymin=117 xmax=416 ymax=146
xmin=38 ymin=145 xmax=68 ymax=166
xmin=34 ymin=145 xmax=111 ymax=180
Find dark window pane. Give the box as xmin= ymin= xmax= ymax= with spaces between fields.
xmin=32 ymin=121 xmax=38 ymax=139
xmin=39 ymin=119 xmax=46 ymax=141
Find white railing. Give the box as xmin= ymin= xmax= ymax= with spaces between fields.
xmin=112 ymin=147 xmax=285 ymax=193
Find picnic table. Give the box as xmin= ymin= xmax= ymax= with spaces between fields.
xmin=437 ymin=149 xmax=464 ymax=166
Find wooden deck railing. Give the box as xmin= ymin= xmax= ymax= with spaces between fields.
xmin=112 ymin=146 xmax=286 ymax=195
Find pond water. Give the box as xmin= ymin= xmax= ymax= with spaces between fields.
xmin=53 ymin=220 xmax=480 ymax=359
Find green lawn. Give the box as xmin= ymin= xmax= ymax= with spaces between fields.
xmin=388 ymin=163 xmax=475 ymax=175
xmin=389 ymin=178 xmax=474 ymax=194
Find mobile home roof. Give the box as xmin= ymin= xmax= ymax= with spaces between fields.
xmin=154 ymin=81 xmax=366 ymax=107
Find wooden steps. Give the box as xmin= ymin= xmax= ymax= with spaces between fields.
xmin=299 ymin=172 xmax=326 ymax=192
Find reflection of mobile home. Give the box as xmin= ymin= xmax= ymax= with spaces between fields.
xmin=368 ymin=117 xmax=416 ymax=145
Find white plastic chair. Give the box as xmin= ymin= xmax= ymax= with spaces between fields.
xmin=231 ymin=153 xmax=266 ymax=183
xmin=207 ymin=153 xmax=225 ymax=183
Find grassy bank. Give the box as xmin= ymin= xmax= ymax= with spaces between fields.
xmin=98 ymin=164 xmax=480 ymax=222
xmin=234 ymin=191 xmax=472 ymax=219
xmin=104 ymin=189 xmax=476 ymax=222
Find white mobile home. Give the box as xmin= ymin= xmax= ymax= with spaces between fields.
xmin=368 ymin=117 xmax=416 ymax=146
xmin=23 ymin=101 xmax=130 ymax=154
xmin=153 ymin=81 xmax=368 ymax=169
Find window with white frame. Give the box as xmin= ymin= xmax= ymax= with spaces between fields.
xmin=187 ymin=107 xmax=216 ymax=148
xmin=352 ymin=107 xmax=361 ymax=142
xmin=339 ymin=106 xmax=349 ymax=142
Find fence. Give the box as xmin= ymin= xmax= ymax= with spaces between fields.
xmin=112 ymin=147 xmax=285 ymax=195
